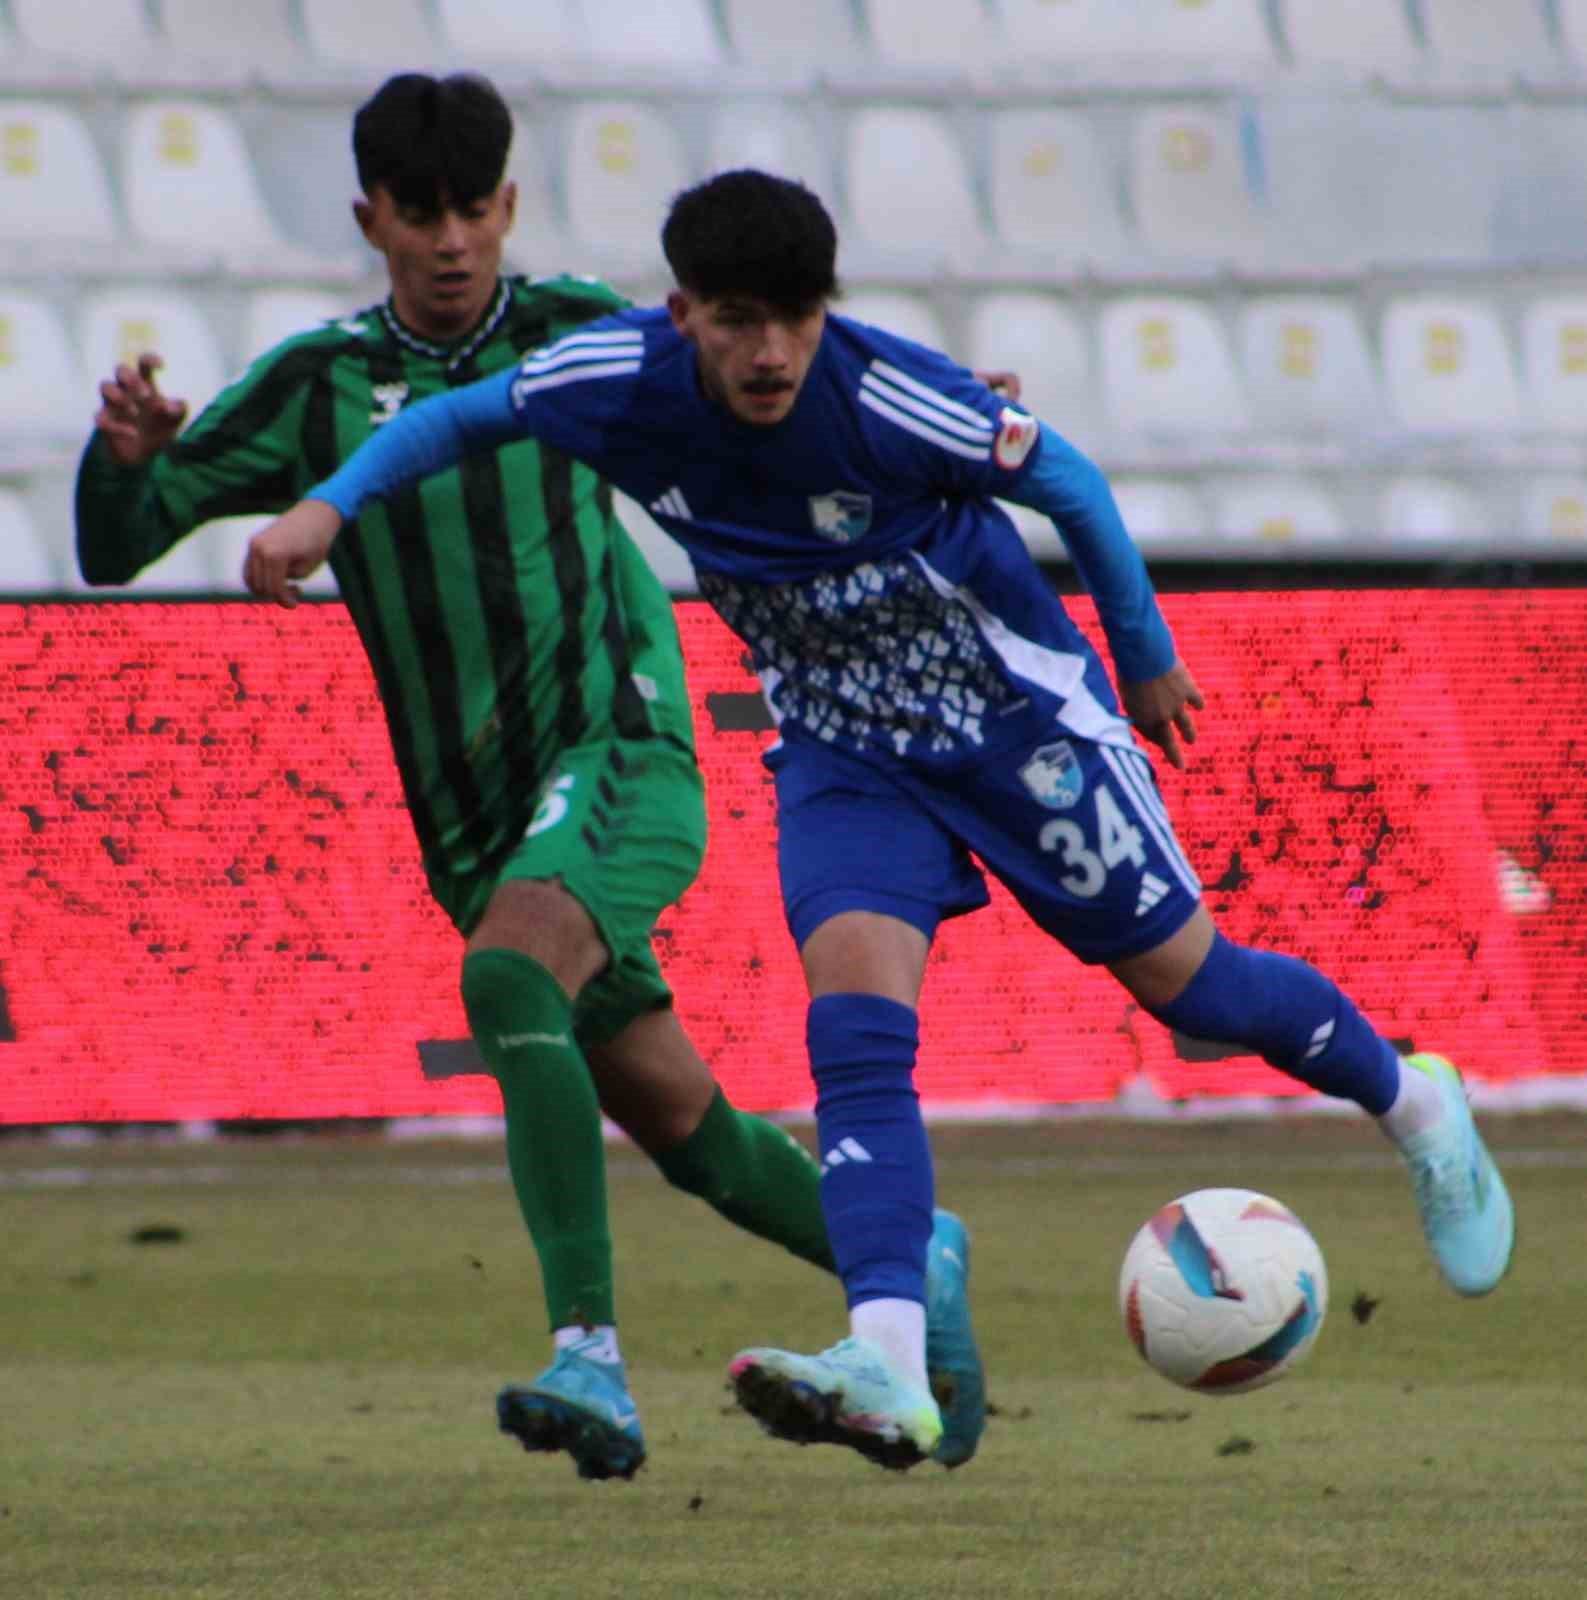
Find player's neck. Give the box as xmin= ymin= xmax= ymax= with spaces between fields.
xmin=386 ymin=278 xmax=505 ymax=348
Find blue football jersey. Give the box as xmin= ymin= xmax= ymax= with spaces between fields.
xmin=502 ymin=308 xmax=1136 ymax=766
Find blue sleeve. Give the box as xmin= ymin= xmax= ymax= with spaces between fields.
xmin=310 ymin=369 xmax=523 ymax=520
xmin=1005 ymin=423 xmax=1177 ymax=683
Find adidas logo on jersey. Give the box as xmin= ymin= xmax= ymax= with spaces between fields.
xmin=822 ymin=1137 xmax=874 ymax=1172
xmin=650 ymin=487 xmax=693 ymax=520
xmin=1135 ymin=872 xmax=1170 ymax=917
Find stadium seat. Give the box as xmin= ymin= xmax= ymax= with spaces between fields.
xmin=863 ymin=0 xmax=993 ymax=73
xmin=997 ymin=0 xmax=1273 ymax=74
xmin=122 ymin=102 xmax=292 ymax=271
xmin=240 ymin=288 xmax=353 ymax=365
xmin=613 ymin=494 xmax=696 ymax=593
xmin=720 ymin=0 xmax=862 ymax=74
xmin=1099 ymin=297 xmax=1249 ymax=434
xmin=1208 ymin=476 xmax=1349 ymax=547
xmin=842 ymin=108 xmax=985 ymax=268
xmin=1237 ymin=295 xmax=1386 ymax=435
xmin=1419 ymin=0 xmax=1556 ymax=81
xmin=562 ymin=101 xmax=690 ymax=270
xmin=1277 ymin=0 xmax=1423 ymax=79
xmin=1127 ymin=0 xmax=1276 ymax=70
xmin=0 ymin=102 xmax=118 ymax=265
xmin=0 ymin=488 xmax=60 ymax=593
xmin=708 ymin=102 xmax=829 ymax=192
xmin=435 ymin=0 xmax=582 ymax=63
xmin=580 ymin=0 xmax=724 ymax=73
xmin=1380 ymin=297 xmax=1524 ymax=432
xmin=985 ymin=109 xmax=1130 ymax=273
xmin=159 ymin=0 xmax=302 ymax=75
xmin=299 ymin=0 xmax=436 ymax=69
xmin=0 ymin=291 xmax=85 ymax=447
xmin=1521 ymin=299 xmax=1587 ymax=433
xmin=1519 ymin=477 xmax=1587 ymax=544
xmin=501 ymin=119 xmax=570 ymax=278
xmin=1378 ymin=475 xmax=1493 ymax=544
xmin=964 ymin=292 xmax=1101 ymax=453
xmin=995 ymin=0 xmax=1148 ymax=68
xmin=78 ymin=290 xmax=228 ymax=425
xmin=1129 ymin=104 xmax=1271 ymax=267
xmin=1558 ymin=0 xmax=1587 ymax=67
xmin=118 ymin=531 xmax=225 ymax=596
xmin=8 ymin=0 xmax=159 ymax=74
xmin=1110 ymin=479 xmax=1212 ymax=551
xmin=836 ymin=291 xmax=950 ymax=354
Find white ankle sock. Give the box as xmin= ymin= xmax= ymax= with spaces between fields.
xmin=1376 ymin=1058 xmax=1446 ymax=1143
xmin=850 ymin=1299 xmax=928 ymax=1388
xmin=554 ymin=1323 xmax=621 ymax=1365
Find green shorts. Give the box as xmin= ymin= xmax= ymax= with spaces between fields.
xmin=432 ymin=736 xmax=706 ymax=1049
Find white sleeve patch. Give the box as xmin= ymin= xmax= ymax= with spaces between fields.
xmin=993 ymin=406 xmax=1039 ymax=470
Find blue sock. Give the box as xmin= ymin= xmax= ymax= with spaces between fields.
xmin=1150 ymin=933 xmax=1401 ymax=1114
xmin=807 ymin=993 xmax=934 ymax=1308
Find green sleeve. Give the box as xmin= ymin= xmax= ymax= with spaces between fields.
xmin=73 ymin=339 xmax=324 ymax=587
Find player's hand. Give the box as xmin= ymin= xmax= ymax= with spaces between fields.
xmin=244 ymin=501 xmax=344 ymax=609
xmin=94 ymin=351 xmax=189 ymax=466
xmin=1121 ymin=660 xmax=1204 ymax=771
xmin=975 ymin=368 xmax=1023 ymax=403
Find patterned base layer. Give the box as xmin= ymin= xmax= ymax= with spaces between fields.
xmin=1 ymin=590 xmax=1582 ymax=1123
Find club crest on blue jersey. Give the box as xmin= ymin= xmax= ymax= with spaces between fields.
xmin=1019 ymin=740 xmax=1084 ymax=809
xmin=808 ymin=490 xmax=873 ymax=542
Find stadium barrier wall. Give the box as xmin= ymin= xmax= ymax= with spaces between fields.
xmin=0 ymin=592 xmax=1582 ymax=1126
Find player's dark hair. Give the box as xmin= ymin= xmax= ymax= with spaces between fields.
xmin=353 ymin=73 xmax=513 ymax=211
xmin=662 ymin=169 xmax=838 ymax=316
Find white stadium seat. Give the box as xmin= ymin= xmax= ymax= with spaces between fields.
xmin=240 ymin=288 xmax=352 ymax=365
xmin=1129 ymin=0 xmax=1276 ymax=68
xmin=122 ymin=102 xmax=290 ymax=269
xmin=581 ymin=0 xmax=724 ymax=71
xmin=709 ymin=102 xmax=829 ymax=192
xmin=0 ymin=102 xmax=118 ymax=261
xmin=836 ymin=292 xmax=950 ymax=355
xmin=1380 ymin=297 xmax=1524 ymax=432
xmin=996 ymin=0 xmax=1149 ymax=67
xmin=1099 ymin=297 xmax=1249 ymax=434
xmin=1520 ymin=477 xmax=1587 ymax=544
xmin=1237 ymin=295 xmax=1386 ymax=434
xmin=985 ymin=109 xmax=1129 ymax=272
xmin=0 ymin=489 xmax=60 ymax=593
xmin=1420 ymin=0 xmax=1555 ymax=78
xmin=842 ymin=108 xmax=984 ymax=264
xmin=9 ymin=0 xmax=159 ymax=72
xmin=720 ymin=0 xmax=861 ymax=73
xmin=997 ymin=0 xmax=1272 ymax=72
xmin=1129 ymin=104 xmax=1269 ymax=266
xmin=501 ymin=120 xmax=570 ymax=278
xmin=1521 ymin=299 xmax=1587 ymax=432
xmin=435 ymin=0 xmax=581 ymax=63
xmin=864 ymin=0 xmax=993 ymax=72
xmin=1278 ymin=0 xmax=1422 ymax=79
xmin=1111 ymin=479 xmax=1211 ymax=551
xmin=0 ymin=292 xmax=85 ymax=445
xmin=160 ymin=0 xmax=301 ymax=73
xmin=300 ymin=0 xmax=436 ymax=68
xmin=964 ymin=292 xmax=1100 ymax=453
xmin=1379 ymin=476 xmax=1492 ymax=544
xmin=1209 ymin=476 xmax=1349 ymax=547
xmin=562 ymin=101 xmax=690 ymax=268
xmin=78 ymin=290 xmax=228 ymax=426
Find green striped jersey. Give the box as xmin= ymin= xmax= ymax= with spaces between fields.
xmin=75 ymin=275 xmax=697 ymax=882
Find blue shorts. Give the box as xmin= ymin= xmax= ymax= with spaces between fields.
xmin=767 ymin=732 xmax=1201 ymax=965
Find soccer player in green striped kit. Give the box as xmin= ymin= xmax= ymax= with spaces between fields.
xmin=76 ymin=72 xmax=983 ymax=1480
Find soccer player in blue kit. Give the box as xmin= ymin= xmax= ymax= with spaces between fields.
xmin=246 ymin=170 xmax=1515 ymax=1472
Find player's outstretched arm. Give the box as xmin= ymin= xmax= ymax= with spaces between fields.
xmin=1120 ymin=661 xmax=1205 ymax=771
xmin=244 ymin=500 xmax=344 ymax=609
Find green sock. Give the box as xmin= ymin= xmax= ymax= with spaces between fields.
xmin=461 ymin=948 xmax=615 ymax=1331
xmin=654 ymin=1088 xmax=837 ymax=1274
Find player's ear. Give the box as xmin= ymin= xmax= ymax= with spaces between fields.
xmin=666 ymin=290 xmax=694 ymax=339
xmin=497 ymin=180 xmax=517 ymax=232
xmin=352 ymin=197 xmax=378 ymax=247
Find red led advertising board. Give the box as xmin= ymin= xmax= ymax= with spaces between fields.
xmin=1 ymin=593 xmax=1582 ymax=1124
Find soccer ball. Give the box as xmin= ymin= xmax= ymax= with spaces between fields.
xmin=1118 ymin=1187 xmax=1328 ymax=1394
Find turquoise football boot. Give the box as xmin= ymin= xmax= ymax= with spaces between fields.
xmin=925 ymin=1208 xmax=987 ymax=1468
xmin=728 ymin=1335 xmax=942 ymax=1471
xmin=1396 ymin=1053 xmax=1515 ymax=1296
xmin=497 ymin=1336 xmax=645 ymax=1481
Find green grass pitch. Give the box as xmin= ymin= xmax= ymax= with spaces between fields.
xmin=3 ymin=1115 xmax=1584 ymax=1599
